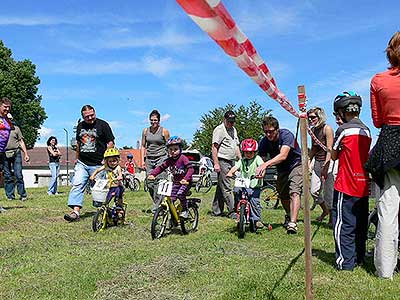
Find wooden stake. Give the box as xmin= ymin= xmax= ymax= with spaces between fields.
xmin=298 ymin=85 xmax=313 ymax=300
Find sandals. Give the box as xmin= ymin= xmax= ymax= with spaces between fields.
xmin=63 ymin=211 xmax=80 ymax=222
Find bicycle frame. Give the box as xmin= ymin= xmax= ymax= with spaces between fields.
xmin=236 ymin=188 xmax=251 ymax=223
xmin=161 ymin=195 xmax=182 ymax=225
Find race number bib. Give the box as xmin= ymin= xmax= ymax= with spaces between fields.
xmin=92 ymin=179 xmax=108 ymax=191
xmin=234 ymin=178 xmax=250 ymax=188
xmin=157 ymin=180 xmax=173 ymax=196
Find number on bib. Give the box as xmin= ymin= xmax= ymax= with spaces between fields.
xmin=92 ymin=179 xmax=109 ymax=191
xmin=157 ymin=180 xmax=173 ymax=196
xmin=234 ymin=178 xmax=251 ymax=188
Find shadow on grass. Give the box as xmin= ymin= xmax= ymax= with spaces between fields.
xmin=2 ymin=205 xmax=25 ymax=210
xmin=79 ymin=211 xmax=96 ymax=219
xmin=267 ymin=223 xmax=322 ymax=299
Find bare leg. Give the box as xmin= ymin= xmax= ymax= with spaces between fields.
xmin=290 ymin=192 xmax=301 ymax=223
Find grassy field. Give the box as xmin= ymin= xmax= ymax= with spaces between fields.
xmin=1 ymin=186 xmax=399 ymax=300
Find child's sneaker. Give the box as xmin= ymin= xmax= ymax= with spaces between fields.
xmin=180 ymin=210 xmax=189 ymax=219
xmin=286 ymin=222 xmax=298 ymax=234
xmin=256 ymin=221 xmax=264 ymax=229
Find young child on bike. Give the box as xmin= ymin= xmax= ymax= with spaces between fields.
xmin=147 ymin=136 xmax=194 ymax=218
xmin=90 ymin=148 xmax=124 ymax=208
xmin=125 ymin=153 xmax=136 ymax=175
xmin=227 ymin=138 xmax=264 ymax=229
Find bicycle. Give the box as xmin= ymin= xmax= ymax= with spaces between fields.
xmin=91 ymin=179 xmax=127 ymax=232
xmin=234 ymin=176 xmax=272 ymax=238
xmin=150 ymin=179 xmax=201 ymax=239
xmin=260 ymin=180 xmax=280 ymax=210
xmin=195 ymin=166 xmax=213 ymax=193
xmin=122 ymin=170 xmax=140 ymax=192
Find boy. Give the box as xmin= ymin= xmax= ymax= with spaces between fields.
xmin=331 ymin=91 xmax=371 ymax=271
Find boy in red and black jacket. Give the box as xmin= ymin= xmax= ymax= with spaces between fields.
xmin=331 ymin=91 xmax=371 ymax=271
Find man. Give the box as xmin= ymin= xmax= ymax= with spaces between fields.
xmin=3 ymin=113 xmax=30 ymax=201
xmin=64 ymin=105 xmax=115 ymax=222
xmin=256 ymin=116 xmax=302 ymax=234
xmin=0 ymin=97 xmax=12 ymax=213
xmin=211 ymin=110 xmax=241 ymax=218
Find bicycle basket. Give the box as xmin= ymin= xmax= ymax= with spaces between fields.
xmin=91 ymin=179 xmax=109 ymax=207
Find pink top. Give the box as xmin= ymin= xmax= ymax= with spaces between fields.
xmin=370 ymin=68 xmax=400 ymax=128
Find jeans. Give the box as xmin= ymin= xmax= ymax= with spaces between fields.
xmin=48 ymin=162 xmax=60 ymax=194
xmin=3 ymin=150 xmax=27 ymax=199
xmin=67 ymin=160 xmax=101 ymax=208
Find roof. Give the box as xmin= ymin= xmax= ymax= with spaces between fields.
xmin=23 ymin=147 xmax=143 ymax=168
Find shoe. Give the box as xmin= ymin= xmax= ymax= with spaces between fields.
xmin=20 ymin=197 xmax=28 ymax=201
xmin=211 ymin=212 xmax=222 ymax=217
xmin=283 ymin=215 xmax=290 ymax=228
xmin=256 ymin=221 xmax=264 ymax=229
xmin=287 ymin=222 xmax=298 ymax=234
xmin=229 ymin=212 xmax=237 ymax=219
xmin=0 ymin=206 xmax=6 ymax=213
xmin=180 ymin=210 xmax=189 ymax=219
xmin=63 ymin=211 xmax=80 ymax=222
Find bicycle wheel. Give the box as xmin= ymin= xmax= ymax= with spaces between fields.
xmin=238 ymin=203 xmax=246 ymax=238
xmin=151 ymin=207 xmax=169 ymax=239
xmin=143 ymin=178 xmax=149 ymax=192
xmin=366 ymin=209 xmax=378 ymax=256
xmin=261 ymin=185 xmax=279 ymax=209
xmin=92 ymin=207 xmax=107 ymax=232
xmin=133 ymin=178 xmax=140 ymax=192
xmin=180 ymin=205 xmax=199 ymax=234
xmin=196 ymin=175 xmax=212 ymax=194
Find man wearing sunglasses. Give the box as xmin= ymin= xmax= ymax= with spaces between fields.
xmin=211 ymin=110 xmax=241 ymax=218
xmin=256 ymin=116 xmax=302 ymax=234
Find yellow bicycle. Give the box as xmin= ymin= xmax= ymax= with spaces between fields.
xmin=150 ymin=179 xmax=200 ymax=239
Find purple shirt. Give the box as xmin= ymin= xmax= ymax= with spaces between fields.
xmin=0 ymin=117 xmax=12 ymax=152
xmin=151 ymin=154 xmax=194 ymax=183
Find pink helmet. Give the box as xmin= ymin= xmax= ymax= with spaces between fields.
xmin=241 ymin=138 xmax=258 ymax=152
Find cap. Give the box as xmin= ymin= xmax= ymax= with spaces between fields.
xmin=224 ymin=110 xmax=236 ymax=122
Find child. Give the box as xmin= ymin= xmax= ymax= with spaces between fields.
xmin=147 ymin=136 xmax=194 ymax=218
xmin=125 ymin=153 xmax=136 ymax=175
xmin=331 ymin=91 xmax=371 ymax=271
xmin=90 ymin=148 xmax=124 ymax=208
xmin=226 ymin=138 xmax=264 ymax=229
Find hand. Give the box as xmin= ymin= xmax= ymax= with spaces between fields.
xmin=180 ymin=179 xmax=189 ymax=185
xmin=255 ymin=164 xmax=266 ymax=178
xmin=147 ymin=175 xmax=155 ymax=181
xmin=226 ymin=173 xmax=233 ymax=178
xmin=321 ymin=163 xmax=329 ymax=180
xmin=24 ymin=155 xmax=30 ymax=162
xmin=214 ymin=163 xmax=221 ymax=173
xmin=117 ymin=175 xmax=123 ymax=181
xmin=89 ymin=175 xmax=95 ymax=181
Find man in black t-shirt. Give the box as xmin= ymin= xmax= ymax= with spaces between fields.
xmin=64 ymin=105 xmax=115 ymax=222
xmin=256 ymin=116 xmax=303 ymax=234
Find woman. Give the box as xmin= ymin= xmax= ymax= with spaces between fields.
xmin=307 ymin=107 xmax=334 ymax=224
xmin=141 ymin=110 xmax=170 ymax=213
xmin=366 ymin=31 xmax=400 ymax=279
xmin=47 ymin=136 xmax=62 ymax=195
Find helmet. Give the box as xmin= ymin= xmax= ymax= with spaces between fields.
xmin=333 ymin=91 xmax=362 ymax=113
xmin=127 ymin=153 xmax=133 ymax=159
xmin=166 ymin=136 xmax=182 ymax=147
xmin=104 ymin=148 xmax=120 ymax=158
xmin=241 ymin=138 xmax=258 ymax=152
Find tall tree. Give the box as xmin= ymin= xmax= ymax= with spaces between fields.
xmin=0 ymin=40 xmax=46 ymax=148
xmin=192 ymin=101 xmax=272 ymax=156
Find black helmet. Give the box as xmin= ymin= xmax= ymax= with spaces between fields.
xmin=333 ymin=91 xmax=362 ymax=113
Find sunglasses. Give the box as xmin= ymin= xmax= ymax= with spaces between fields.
xmin=308 ymin=115 xmax=318 ymax=120
xmin=264 ymin=129 xmax=277 ymax=135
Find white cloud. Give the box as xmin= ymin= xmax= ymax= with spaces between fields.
xmin=161 ymin=114 xmax=171 ymax=122
xmin=38 ymin=126 xmax=54 ymax=139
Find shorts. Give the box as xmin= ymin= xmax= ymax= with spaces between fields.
xmin=277 ymin=164 xmax=303 ymax=200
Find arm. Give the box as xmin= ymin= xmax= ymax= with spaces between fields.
xmin=163 ymin=128 xmax=170 ymax=142
xmin=370 ymin=77 xmax=383 ymax=128
xmin=89 ymin=166 xmax=105 ymax=180
xmin=212 ymin=142 xmax=220 ymax=173
xmin=117 ymin=166 xmax=123 ymax=181
xmin=324 ymin=125 xmax=334 ymax=165
xmin=235 ymin=145 xmax=242 ymax=160
xmin=141 ymin=128 xmax=147 ymax=168
xmin=256 ymin=146 xmax=290 ymax=177
xmin=20 ymin=139 xmax=30 ymax=162
xmin=182 ymin=160 xmax=195 ymax=184
xmin=226 ymin=165 xmax=239 ymax=178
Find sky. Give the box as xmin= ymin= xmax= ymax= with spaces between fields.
xmin=0 ymin=0 xmax=398 ymax=148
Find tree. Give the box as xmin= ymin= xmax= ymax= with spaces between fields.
xmin=192 ymin=101 xmax=272 ymax=156
xmin=0 ymin=40 xmax=46 ymax=148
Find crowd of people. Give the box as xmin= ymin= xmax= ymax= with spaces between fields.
xmin=0 ymin=31 xmax=399 ymax=280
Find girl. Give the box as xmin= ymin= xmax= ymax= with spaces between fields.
xmin=47 ymin=136 xmax=62 ymax=195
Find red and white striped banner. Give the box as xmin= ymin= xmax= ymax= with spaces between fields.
xmin=176 ymin=0 xmax=328 ymax=152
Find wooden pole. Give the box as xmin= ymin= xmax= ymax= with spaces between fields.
xmin=298 ymin=85 xmax=313 ymax=300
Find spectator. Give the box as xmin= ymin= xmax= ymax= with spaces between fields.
xmin=256 ymin=116 xmax=303 ymax=234
xmin=3 ymin=113 xmax=30 ymax=201
xmin=366 ymin=31 xmax=400 ymax=279
xmin=0 ymin=97 xmax=12 ymax=213
xmin=307 ymin=107 xmax=334 ymax=223
xmin=211 ymin=110 xmax=241 ymax=218
xmin=331 ymin=91 xmax=371 ymax=271
xmin=47 ymin=136 xmax=62 ymax=195
xmin=141 ymin=109 xmax=170 ymax=213
xmin=64 ymin=105 xmax=115 ymax=222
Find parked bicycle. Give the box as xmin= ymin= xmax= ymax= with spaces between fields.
xmin=195 ymin=165 xmax=213 ymax=193
xmin=91 ymin=179 xmax=127 ymax=232
xmin=150 ymin=179 xmax=200 ymax=239
xmin=234 ymin=176 xmax=272 ymax=238
xmin=122 ymin=170 xmax=140 ymax=192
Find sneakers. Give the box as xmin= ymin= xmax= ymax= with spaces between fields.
xmin=256 ymin=221 xmax=264 ymax=229
xmin=0 ymin=206 xmax=6 ymax=213
xmin=180 ymin=210 xmax=189 ymax=219
xmin=283 ymin=215 xmax=290 ymax=228
xmin=21 ymin=197 xmax=27 ymax=202
xmin=286 ymin=222 xmax=298 ymax=234
xmin=63 ymin=211 xmax=80 ymax=222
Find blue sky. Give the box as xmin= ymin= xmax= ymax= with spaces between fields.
xmin=0 ymin=0 xmax=398 ymax=148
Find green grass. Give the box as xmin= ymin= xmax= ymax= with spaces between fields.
xmin=0 ymin=186 xmax=399 ymax=300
